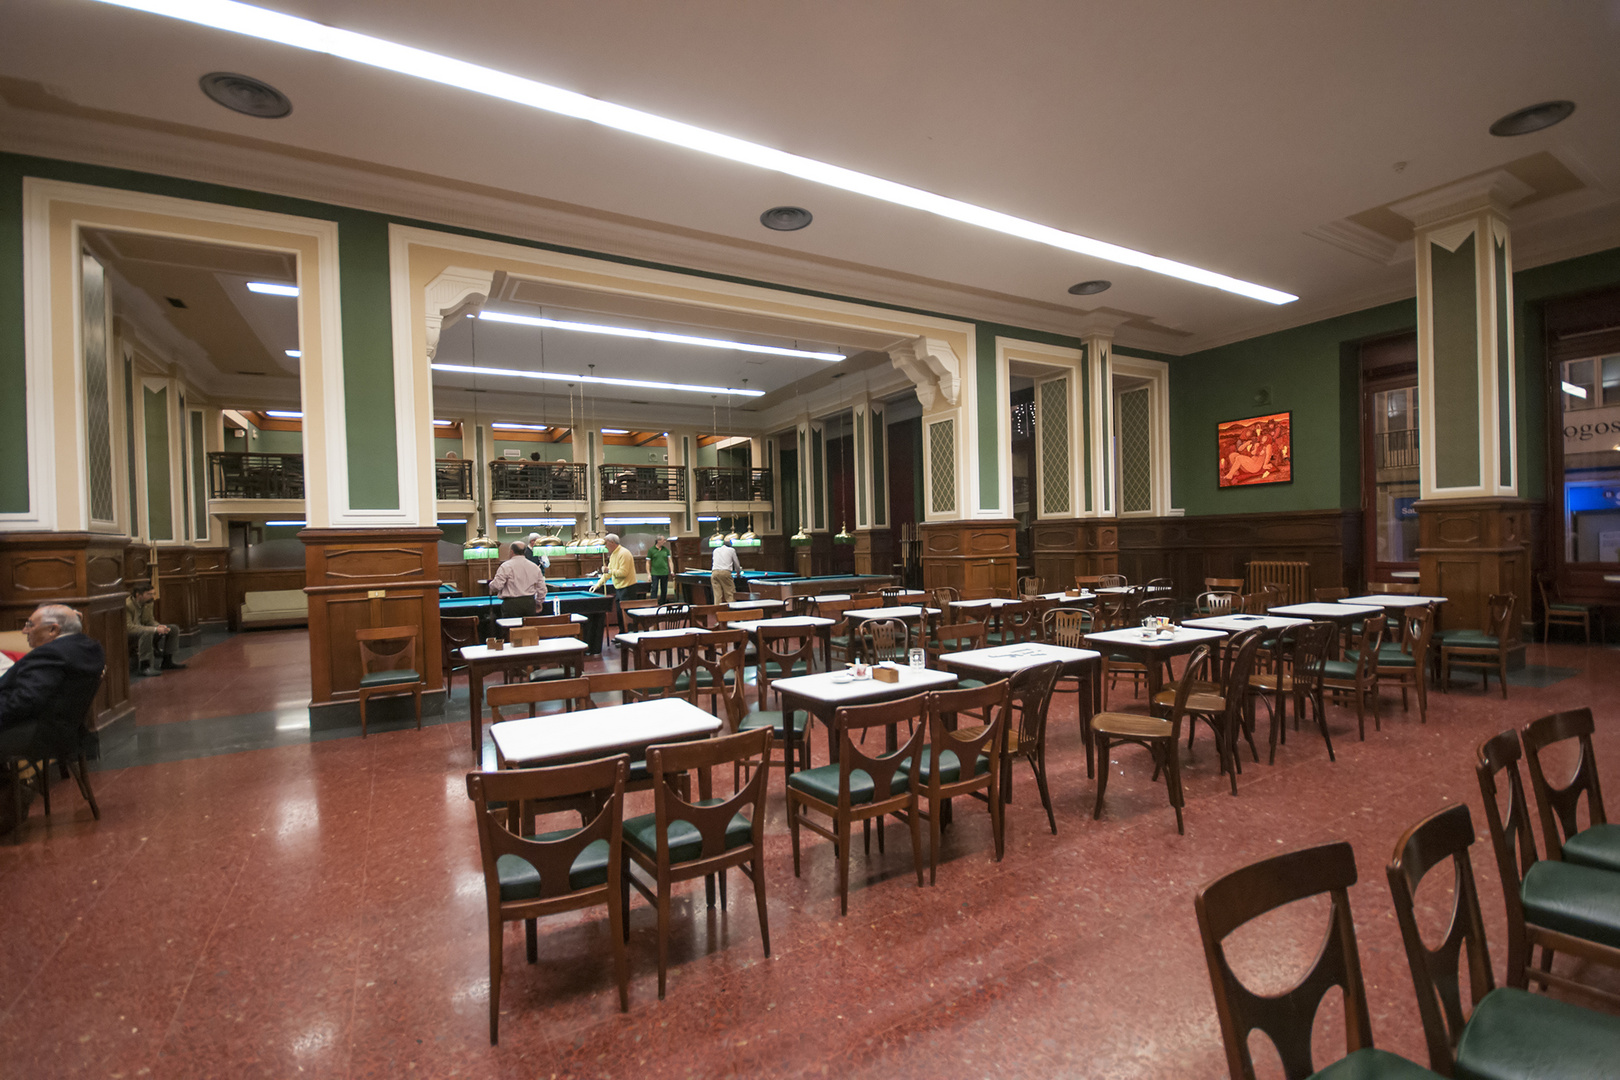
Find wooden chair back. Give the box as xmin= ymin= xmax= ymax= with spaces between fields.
xmin=1096 ymin=574 xmax=1126 ymax=589
xmin=465 ymin=756 xmax=630 ymax=1037
xmin=487 ymin=677 xmax=593 ymax=721
xmin=1041 ymin=608 xmax=1091 ymax=647
xmin=1483 ymin=593 xmax=1515 ymax=640
xmin=1385 ymin=802 xmax=1496 ymax=1074
xmin=998 ymin=600 xmax=1040 ymax=643
xmin=644 ymin=727 xmax=773 ymax=866
xmin=521 ymin=614 xmax=573 ymax=627
xmin=1474 ymin=730 xmax=1545 ymax=960
xmin=857 ymin=618 xmax=910 ymax=664
xmin=1074 ymin=575 xmax=1106 ymax=589
xmin=714 ymin=607 xmax=766 ymax=624
xmin=1016 ymin=575 xmax=1043 ymax=599
xmin=648 ymin=603 xmax=692 ymax=629
xmin=923 ymin=680 xmax=1012 ymax=800
xmin=1239 ymin=591 xmax=1268 ymax=615
xmin=442 ymin=616 xmax=480 ymax=677
xmin=758 ymin=622 xmax=818 ymax=700
xmin=1136 ymin=597 xmax=1178 ymax=624
xmin=1206 ymin=577 xmax=1244 ymax=592
xmin=632 ymin=630 xmax=702 ymax=682
xmin=1521 ymin=707 xmax=1608 ymax=862
xmin=1093 ymin=595 xmax=1129 ymax=631
xmin=1008 ymin=661 xmax=1061 ymax=759
xmin=1367 ymin=581 xmax=1420 ymax=595
xmin=357 ymin=626 xmax=419 ymax=677
xmin=1397 ymin=604 xmax=1434 ymax=663
xmin=927 ymin=620 xmax=986 ymax=662
xmin=829 ymin=695 xmax=927 ymax=810
xmin=687 ymin=603 xmax=725 ymax=628
xmin=586 ymin=667 xmax=675 ymax=704
xmin=844 ymin=595 xmax=884 ymax=611
xmin=1195 ymin=841 xmax=1377 ymax=1080
xmin=689 ymin=634 xmax=747 ymax=707
xmin=1197 ymin=591 xmax=1238 ymax=616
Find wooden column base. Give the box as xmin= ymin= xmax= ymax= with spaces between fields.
xmin=920 ymin=520 xmax=1017 ymax=595
xmin=1031 ymin=519 xmax=1119 ymax=588
xmin=853 ymin=529 xmax=895 ymax=577
xmin=1416 ymin=497 xmax=1532 ymax=636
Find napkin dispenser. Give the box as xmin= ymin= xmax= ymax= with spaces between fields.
xmin=872 ymin=666 xmax=900 ymax=683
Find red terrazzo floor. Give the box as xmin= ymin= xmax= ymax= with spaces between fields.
xmin=126 ymin=628 xmax=311 ymax=725
xmin=2 ymin=632 xmax=1617 ymax=1079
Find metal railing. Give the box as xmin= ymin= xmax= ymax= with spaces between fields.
xmin=435 ymin=459 xmax=473 ymax=501
xmin=1375 ymin=428 xmax=1419 ymax=470
xmin=489 ymin=461 xmax=588 ymax=501
xmin=208 ymin=452 xmax=304 ymax=499
xmin=598 ymin=464 xmax=687 ymax=501
xmin=694 ymin=467 xmax=773 ymax=502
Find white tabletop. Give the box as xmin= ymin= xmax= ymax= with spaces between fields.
xmin=950 ymin=598 xmax=1024 ymax=610
xmin=1606 ymin=574 xmax=1620 ymax=583
xmin=1343 ymin=594 xmax=1447 ymax=607
xmin=807 ymin=593 xmax=853 ymax=605
xmin=773 ymin=664 xmax=958 ymax=704
xmin=728 ymin=616 xmax=835 ymax=634
xmin=1085 ymin=626 xmax=1227 ymax=648
xmin=461 ymin=638 xmax=587 ymax=662
xmin=624 ymin=606 xmax=690 ymax=618
xmin=1094 ymin=586 xmax=1172 ymax=595
xmin=615 ymin=627 xmax=712 ymax=645
xmin=938 ymin=642 xmax=1101 ymax=674
xmin=497 ymin=614 xmax=586 ymax=628
xmin=727 ymin=599 xmax=785 ymax=609
xmin=1039 ymin=591 xmax=1095 ymax=601
xmin=1270 ymin=603 xmax=1383 ymax=619
xmin=491 ymin=696 xmax=721 ymax=767
xmin=1184 ymin=614 xmax=1311 ymax=633
xmin=845 ymin=606 xmax=939 ymax=621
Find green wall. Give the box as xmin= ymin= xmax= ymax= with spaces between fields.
xmin=143 ymin=386 xmax=172 ymax=541
xmin=255 ymin=427 xmax=304 ymax=455
xmin=603 ymin=442 xmax=668 ymax=465
xmin=494 ymin=437 xmax=572 ymax=462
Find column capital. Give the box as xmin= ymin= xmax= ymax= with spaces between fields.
xmin=887 ymin=335 xmax=961 ymax=411
xmin=1390 ymin=171 xmax=1533 ymax=231
xmin=423 ymin=266 xmax=496 ymax=360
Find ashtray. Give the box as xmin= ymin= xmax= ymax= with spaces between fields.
xmin=831 ymin=674 xmax=852 ymax=684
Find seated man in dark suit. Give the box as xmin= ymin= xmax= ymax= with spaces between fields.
xmin=0 ymin=605 xmax=106 ymax=833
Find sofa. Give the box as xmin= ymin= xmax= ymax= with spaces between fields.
xmin=239 ymin=589 xmax=309 ymax=630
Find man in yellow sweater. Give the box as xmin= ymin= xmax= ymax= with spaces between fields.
xmin=599 ymin=533 xmax=637 ymax=639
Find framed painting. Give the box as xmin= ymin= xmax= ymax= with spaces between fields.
xmin=1217 ymin=411 xmax=1292 ymax=488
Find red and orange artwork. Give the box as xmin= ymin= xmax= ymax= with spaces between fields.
xmin=1217 ymin=411 xmax=1292 ymax=488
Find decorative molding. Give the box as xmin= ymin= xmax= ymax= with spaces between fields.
xmin=1389 ymin=170 xmax=1535 ymax=230
xmin=1305 ymin=219 xmax=1406 ymax=265
xmin=423 ymin=267 xmax=496 ymax=360
xmin=887 ymin=335 xmax=962 ymax=411
xmin=1424 ymin=219 xmax=1478 ymax=255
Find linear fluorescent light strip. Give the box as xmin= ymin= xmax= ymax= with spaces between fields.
xmin=1562 ymin=381 xmax=1588 ymax=399
xmin=475 ymin=311 xmax=843 ymax=361
xmin=285 ymin=349 xmax=301 ymax=358
xmin=600 ymin=428 xmax=630 ymax=435
xmin=91 ymin=0 xmax=1296 ymax=305
xmin=246 ymin=281 xmax=299 ymax=296
xmin=496 ymin=518 xmax=575 ymax=526
xmin=604 ymin=517 xmax=670 ymax=525
xmin=264 ymin=520 xmax=306 ymax=526
xmin=433 ymin=362 xmax=763 ymax=397
xmin=491 ymin=422 xmax=549 ymax=430
xmin=263 ymin=409 xmax=303 ymax=419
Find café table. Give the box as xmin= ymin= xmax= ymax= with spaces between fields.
xmin=496 ymin=613 xmax=587 ymax=630
xmin=1268 ymin=602 xmax=1383 ymax=628
xmin=462 ymin=637 xmax=588 ymax=762
xmin=937 ymin=641 xmax=1102 ymax=716
xmin=1083 ymin=625 xmax=1228 ymax=702
xmin=773 ymin=665 xmax=959 ymax=777
xmin=1183 ymin=613 xmax=1311 ymax=634
xmin=844 ymin=605 xmax=940 ymax=627
xmin=1038 ymin=591 xmax=1095 ymax=606
xmin=490 ymin=696 xmax=721 ymax=769
xmin=1390 ymin=570 xmax=1421 ymax=581
xmin=614 ymin=626 xmax=716 ymax=671
xmin=726 ymin=615 xmax=835 ymax=672
xmin=1342 ymin=594 xmax=1447 ymax=610
xmin=949 ymin=597 xmax=1032 ymax=642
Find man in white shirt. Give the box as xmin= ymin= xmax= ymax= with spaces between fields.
xmin=524 ymin=533 xmax=551 ymax=570
xmin=710 ymin=538 xmax=743 ymax=604
xmin=488 ymin=542 xmax=547 ymax=613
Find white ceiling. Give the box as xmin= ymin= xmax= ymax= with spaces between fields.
xmin=5 ymin=1 xmax=1619 ymax=419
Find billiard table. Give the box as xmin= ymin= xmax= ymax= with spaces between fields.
xmin=440 ymin=590 xmax=618 ymax=654
xmin=746 ymin=573 xmax=897 ymax=601
xmin=675 ymin=568 xmax=800 ymax=604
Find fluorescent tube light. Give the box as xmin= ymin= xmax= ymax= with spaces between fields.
xmin=491 ymin=421 xmax=549 ymax=430
xmin=432 ymin=419 xmax=454 ymax=426
xmin=264 ymin=520 xmax=306 ymax=526
xmin=697 ymin=515 xmax=721 ymax=522
xmin=434 ymin=363 xmax=764 ymax=397
xmin=284 ymin=349 xmax=301 ymax=358
xmin=1562 ymin=381 xmax=1589 ymax=399
xmin=246 ymin=281 xmax=299 ymax=297
xmin=263 ymin=410 xmax=303 ymax=419
xmin=474 ymin=310 xmax=844 ymax=361
xmin=600 ymin=428 xmax=630 ymax=435
xmin=496 ymin=517 xmax=576 ymax=526
xmin=435 ymin=518 xmax=466 ymax=525
xmin=604 ymin=516 xmax=671 ymax=525
xmin=91 ymin=0 xmax=1297 ymax=306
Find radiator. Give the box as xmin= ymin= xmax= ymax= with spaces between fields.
xmin=1247 ymin=560 xmax=1311 ymax=606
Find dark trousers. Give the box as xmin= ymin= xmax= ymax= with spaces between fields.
xmin=652 ymin=574 xmax=670 ymax=603
xmin=604 ymin=583 xmax=620 ymax=633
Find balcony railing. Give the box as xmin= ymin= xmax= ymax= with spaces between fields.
xmin=435 ymin=459 xmax=473 ymax=501
xmin=694 ymin=467 xmax=773 ymax=502
xmin=1375 ymin=428 xmax=1419 ymax=471
xmin=490 ymin=461 xmax=588 ymax=502
xmin=598 ymin=464 xmax=687 ymax=502
xmin=209 ymin=452 xmax=304 ymax=499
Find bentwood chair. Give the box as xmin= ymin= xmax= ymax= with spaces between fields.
xmin=1196 ymin=591 xmax=1238 ymax=617
xmin=1184 ymin=628 xmax=1265 ymax=794
xmin=355 ymin=626 xmax=424 ymax=737
xmin=1205 ymin=577 xmax=1244 ymax=595
xmin=1521 ymin=707 xmax=1620 ymax=874
xmin=4 ymin=666 xmax=104 ymax=841
xmin=1249 ymin=620 xmax=1337 ymax=765
xmin=1042 ymin=608 xmax=1097 ymax=775
xmin=466 ymin=757 xmax=630 ymax=1043
xmin=1015 ymin=575 xmax=1043 ymax=599
xmin=929 ymin=586 xmax=961 ymax=612
xmin=1092 ymin=645 xmax=1211 ymax=834
xmin=1475 ymin=730 xmax=1620 ymax=1007
xmin=1436 ymin=593 xmax=1515 ymax=696
xmin=916 ymin=681 xmax=1012 ymax=883
xmin=1321 ymin=614 xmax=1385 ymax=740
xmin=622 ymin=728 xmax=773 ymax=999
xmin=1536 ymin=573 xmax=1595 ymax=644
xmin=441 ymin=616 xmax=480 ymax=693
xmin=1386 ymin=802 xmax=1620 ymax=1078
xmin=958 ymin=661 xmax=1062 ymax=834
xmin=785 ymin=694 xmax=928 ymax=914
xmin=1355 ymin=604 xmax=1433 ymax=724
xmin=857 ymin=618 xmax=910 ymax=665
xmin=1196 ymin=841 xmax=1438 ymax=1080
xmin=927 ymin=621 xmax=990 ymax=691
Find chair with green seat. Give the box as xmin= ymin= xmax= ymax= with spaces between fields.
xmin=1349 ymin=604 xmax=1433 ymax=724
xmin=785 ymin=693 xmax=927 ymax=914
xmin=441 ymin=616 xmax=480 ymax=694
xmin=1386 ymin=801 xmax=1620 ymax=1079
xmin=716 ymin=646 xmax=809 ymax=779
xmin=1103 ymin=595 xmax=1176 ymax=702
xmin=957 ymin=661 xmax=1062 ymax=834
xmin=632 ymin=629 xmax=699 ymax=694
xmin=927 ymin=621 xmax=989 ymax=689
xmin=1015 ymin=574 xmax=1043 ymax=599
xmin=1522 ymin=707 xmax=1620 ymax=875
xmin=756 ymin=622 xmax=817 ymax=708
xmin=681 ymin=628 xmax=747 ymax=713
xmin=1437 ymin=593 xmax=1515 ymax=697
xmin=1197 ymin=840 xmax=1444 ymax=1080
xmin=354 ymin=626 xmax=425 ymax=738
xmin=1475 ymin=730 xmax=1620 ymax=1008
xmin=1321 ymin=614 xmax=1385 ymax=740
xmin=465 ymin=756 xmax=630 ymax=1043
xmin=993 ymin=599 xmax=1040 ymax=645
xmin=1195 ymin=590 xmax=1237 ymax=617
xmin=1250 ymin=620 xmax=1337 ymax=765
xmin=916 ymin=680 xmax=1012 ymax=883
xmin=1536 ymin=573 xmax=1595 ymax=644
xmin=622 ymin=727 xmax=773 ymax=999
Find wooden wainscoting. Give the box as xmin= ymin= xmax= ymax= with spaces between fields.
xmin=1031 ymin=520 xmax=1119 ymax=588
xmin=0 ymin=531 xmax=134 ymax=732
xmin=853 ymin=529 xmax=896 ymax=577
xmin=154 ymin=545 xmax=200 ymax=641
xmin=920 ymin=520 xmax=1017 ymax=596
xmin=302 ymin=528 xmax=445 ymax=716
xmin=1416 ymin=497 xmax=1532 ymax=636
xmin=226 ymin=567 xmax=306 ymax=631
xmin=195 ymin=548 xmax=229 ymax=626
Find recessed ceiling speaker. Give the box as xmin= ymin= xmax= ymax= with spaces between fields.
xmin=199 ymin=72 xmax=293 ymax=118
xmin=1068 ymin=280 xmax=1112 ymax=295
xmin=1489 ymin=100 xmax=1574 ymax=137
xmin=760 ymin=206 xmax=813 ymax=231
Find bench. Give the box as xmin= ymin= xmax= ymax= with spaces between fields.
xmin=240 ymin=589 xmax=309 ymax=630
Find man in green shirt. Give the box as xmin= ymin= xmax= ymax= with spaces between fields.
xmin=648 ymin=535 xmax=672 ymax=603
xmin=126 ymin=584 xmax=185 ymax=676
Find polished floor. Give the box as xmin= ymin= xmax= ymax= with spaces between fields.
xmin=2 ymin=627 xmax=1617 ymax=1078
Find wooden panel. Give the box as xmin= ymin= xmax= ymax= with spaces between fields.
xmin=303 ymin=528 xmax=444 ymax=706
xmin=1416 ymin=497 xmax=1532 ymax=636
xmin=155 ymin=544 xmax=200 ymax=635
xmin=921 ymin=521 xmax=1017 ymax=596
xmin=852 ymin=529 xmax=895 ymax=576
xmin=226 ymin=567 xmax=306 ymax=631
xmin=0 ymin=531 xmax=133 ymax=731
xmin=195 ymin=548 xmax=229 ymax=624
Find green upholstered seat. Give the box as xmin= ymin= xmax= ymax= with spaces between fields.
xmin=526 ymin=667 xmax=572 ymax=683
xmin=496 ymin=832 xmax=610 ymax=899
xmin=672 ymin=669 xmax=718 ymax=692
xmin=1519 ymin=860 xmax=1620 ymax=950
xmin=916 ymin=747 xmax=991 ymax=785
xmin=1434 ymin=630 xmax=1500 ymax=647
xmin=1308 ymin=1047 xmax=1442 ymax=1079
xmin=627 ymin=759 xmax=651 ymax=783
xmin=1560 ymin=823 xmax=1620 ymax=876
xmin=1347 ymin=647 xmax=1414 ymax=668
xmin=1321 ymin=659 xmax=1361 ymax=679
xmin=1453 ymin=986 xmax=1620 ymax=1080
xmin=761 ymin=661 xmax=810 ymax=680
xmin=738 ymin=708 xmax=807 ymax=735
xmin=1108 ymin=653 xmax=1139 ymax=664
xmin=1548 ymin=602 xmax=1591 ymax=612
xmin=359 ymin=668 xmax=420 ymax=688
xmin=624 ymin=800 xmax=752 ymax=862
xmin=785 ymin=763 xmax=909 ymax=805
xmin=955 ymin=677 xmax=988 ymax=690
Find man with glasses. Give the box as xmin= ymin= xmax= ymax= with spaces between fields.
xmin=1 ymin=606 xmax=106 ymax=833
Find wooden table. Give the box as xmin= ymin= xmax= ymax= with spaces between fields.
xmin=937 ymin=641 xmax=1102 ymax=715
xmin=1038 ymin=591 xmax=1095 ymax=606
xmin=726 ymin=615 xmax=835 ymax=672
xmin=462 ymin=637 xmax=588 ymax=762
xmin=844 ymin=605 xmax=940 ymax=627
xmin=490 ymin=696 xmax=721 ymax=768
xmin=1083 ymin=626 xmax=1227 ymax=702
xmin=773 ymin=665 xmax=959 ymax=777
